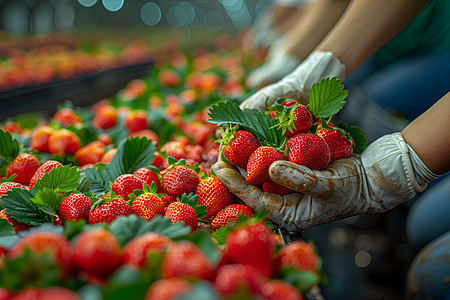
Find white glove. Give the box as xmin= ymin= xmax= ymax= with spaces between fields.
xmin=252 ymin=18 xmax=280 ymax=49
xmin=246 ymin=39 xmax=301 ymax=89
xmin=241 ymin=51 xmax=345 ymax=109
xmin=212 ymin=133 xmax=440 ymax=232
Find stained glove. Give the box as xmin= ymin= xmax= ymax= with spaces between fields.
xmin=241 ymin=51 xmax=345 ymax=109
xmin=212 ymin=132 xmax=440 ymax=232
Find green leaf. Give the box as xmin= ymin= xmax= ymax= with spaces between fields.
xmin=32 ymin=165 xmax=81 ymax=194
xmin=308 ymin=77 xmax=348 ymax=118
xmin=178 ymin=193 xmax=208 ymax=220
xmin=207 ymin=101 xmax=285 ymax=149
xmin=104 ymin=267 xmax=150 ymax=300
xmin=183 ymin=230 xmax=222 ymax=264
xmin=0 ymin=174 xmax=17 ymax=184
xmin=210 ymin=226 xmax=231 ymax=246
xmin=331 ymin=120 xmax=369 ymax=154
xmin=2 ymin=188 xmax=53 ymax=226
xmin=66 ymin=125 xmax=98 ymax=145
xmin=278 ymin=267 xmax=321 ymax=293
xmin=30 ymin=188 xmax=63 ymax=216
xmin=0 ymin=218 xmax=15 ymax=237
xmin=0 ymin=129 xmax=21 ymax=164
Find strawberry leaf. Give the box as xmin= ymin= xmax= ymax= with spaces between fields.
xmin=307 ymin=77 xmax=348 ymax=118
xmin=0 ymin=174 xmax=17 ymax=184
xmin=32 ymin=165 xmax=81 ymax=194
xmin=0 ymin=218 xmax=15 ymax=237
xmin=207 ymin=101 xmax=286 ymax=149
xmin=331 ymin=120 xmax=368 ymax=154
xmin=211 ymin=226 xmax=232 ymax=246
xmin=178 ymin=193 xmax=208 ymax=220
xmin=278 ymin=267 xmax=321 ymax=293
xmin=0 ymin=129 xmax=21 ymax=166
xmin=30 ymin=188 xmax=63 ymax=216
xmin=176 ymin=230 xmax=222 ymax=265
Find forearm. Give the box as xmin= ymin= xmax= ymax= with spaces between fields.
xmin=316 ymin=0 xmax=430 ymax=76
xmin=402 ymin=92 xmax=450 ymax=175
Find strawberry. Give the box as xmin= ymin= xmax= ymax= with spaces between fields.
xmin=72 ymin=228 xmax=122 ymax=278
xmin=97 ymin=133 xmax=112 ymax=146
xmin=0 ymin=209 xmax=31 ymax=233
xmin=6 ymin=153 xmax=40 ymax=185
xmin=125 ymin=110 xmax=148 ymax=133
xmin=29 ymin=160 xmax=63 ymax=190
xmin=123 ymin=232 xmax=172 ymax=268
xmin=145 ymin=278 xmax=191 ymax=300
xmin=58 ymin=193 xmax=92 ymax=222
xmin=225 ymin=222 xmax=275 ymax=277
xmin=133 ymin=167 xmax=163 ymax=193
xmin=223 ymin=130 xmax=260 ymax=169
xmin=1 ymin=121 xmax=22 ymax=134
xmin=161 ymin=194 xmax=177 ymax=207
xmin=246 ymin=146 xmax=285 ymax=185
xmin=210 ymin=204 xmax=253 ymax=231
xmin=8 ymin=231 xmax=73 ymax=273
xmin=161 ymin=141 xmax=187 ymax=161
xmin=38 ymin=287 xmax=80 ymax=300
xmin=131 ymin=193 xmax=165 ymax=221
xmin=157 ymin=69 xmax=181 ymax=87
xmin=196 ymin=176 xmax=234 ymax=220
xmin=30 ymin=126 xmax=53 ymax=152
xmin=128 ymin=129 xmax=160 ymax=147
xmin=164 ymin=202 xmax=198 ymax=232
xmin=261 ymin=280 xmax=304 ymax=300
xmin=316 ymin=126 xmax=353 ymax=163
xmin=280 ymin=101 xmax=313 ymax=137
xmin=0 ymin=181 xmax=27 ymax=200
xmin=92 ymin=105 xmax=118 ymax=130
xmin=48 ymin=128 xmax=81 ymax=156
xmin=287 ymin=133 xmax=330 ymax=170
xmin=161 ymin=241 xmax=214 ymax=280
xmin=279 ymin=240 xmax=321 ymax=273
xmin=111 ymin=174 xmax=144 ymax=200
xmin=74 ymin=141 xmax=105 ymax=166
xmin=52 ymin=108 xmax=82 ymax=127
xmin=100 ymin=148 xmax=117 ymax=164
xmin=214 ymin=264 xmax=266 ymax=298
xmin=262 ymin=180 xmax=295 ymax=196
xmin=89 ymin=198 xmax=132 ymax=224
xmin=0 ymin=288 xmax=10 ymax=300
xmin=162 ymin=165 xmax=199 ymax=198
xmin=151 ymin=151 xmax=164 ymax=168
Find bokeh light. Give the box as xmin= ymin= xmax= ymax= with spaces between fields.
xmin=141 ymin=2 xmax=161 ymax=26
xmin=77 ymin=0 xmax=98 ymax=8
xmin=190 ymin=7 xmax=205 ymax=29
xmin=204 ymin=10 xmax=225 ymax=32
xmin=102 ymin=0 xmax=124 ymax=12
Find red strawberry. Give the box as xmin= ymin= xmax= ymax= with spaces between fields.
xmin=6 ymin=153 xmax=40 ymax=185
xmin=123 ymin=232 xmax=172 ymax=268
xmin=29 ymin=160 xmax=63 ymax=190
xmin=112 ymin=174 xmax=144 ymax=200
xmin=210 ymin=204 xmax=253 ymax=231
xmin=0 ymin=288 xmax=10 ymax=300
xmin=98 ymin=133 xmax=112 ymax=146
xmin=161 ymin=141 xmax=187 ymax=161
xmin=131 ymin=193 xmax=165 ymax=221
xmin=74 ymin=141 xmax=105 ymax=166
xmin=157 ymin=69 xmax=181 ymax=88
xmin=316 ymin=127 xmax=353 ymax=162
xmin=73 ymin=228 xmax=122 ymax=278
xmin=100 ymin=148 xmax=117 ymax=164
xmin=133 ymin=167 xmax=163 ymax=193
xmin=161 ymin=241 xmax=214 ymax=280
xmin=0 ymin=181 xmax=27 ymax=199
xmin=53 ymin=108 xmax=82 ymax=127
xmin=0 ymin=210 xmax=31 ymax=233
xmin=214 ymin=264 xmax=266 ymax=297
xmin=128 ymin=130 xmax=160 ymax=147
xmin=145 ymin=278 xmax=191 ymax=300
xmin=225 ymin=223 xmax=275 ymax=277
xmin=164 ymin=202 xmax=198 ymax=232
xmin=196 ymin=176 xmax=234 ymax=220
xmin=92 ymin=105 xmax=118 ymax=130
xmin=162 ymin=165 xmax=199 ymax=198
xmin=223 ymin=130 xmax=260 ymax=169
xmin=8 ymin=231 xmax=73 ymax=273
xmin=287 ymin=133 xmax=330 ymax=170
xmin=39 ymin=287 xmax=80 ymax=300
xmin=261 ymin=280 xmax=304 ymax=300
xmin=246 ymin=146 xmax=285 ymax=185
xmin=281 ymin=102 xmax=313 ymax=137
xmin=161 ymin=194 xmax=177 ymax=207
xmin=152 ymin=151 xmax=164 ymax=168
xmin=59 ymin=193 xmax=92 ymax=222
xmin=262 ymin=180 xmax=295 ymax=196
xmin=279 ymin=241 xmax=321 ymax=273
xmin=89 ymin=198 xmax=132 ymax=225
xmin=125 ymin=110 xmax=148 ymax=133
xmin=48 ymin=128 xmax=81 ymax=156
xmin=30 ymin=126 xmax=53 ymax=152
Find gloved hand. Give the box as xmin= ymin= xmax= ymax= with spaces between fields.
xmin=212 ymin=132 xmax=439 ymax=232
xmin=241 ymin=51 xmax=345 ymax=109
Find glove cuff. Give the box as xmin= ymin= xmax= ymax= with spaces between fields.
xmin=407 ymin=142 xmax=441 ymax=187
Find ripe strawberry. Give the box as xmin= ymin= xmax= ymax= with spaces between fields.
xmin=52 ymin=108 xmax=82 ymax=127
xmin=123 ymin=232 xmax=172 ymax=268
xmin=29 ymin=160 xmax=63 ymax=190
xmin=38 ymin=287 xmax=81 ymax=300
xmin=125 ymin=110 xmax=148 ymax=133
xmin=112 ymin=174 xmax=144 ymax=200
xmin=152 ymin=151 xmax=164 ymax=168
xmin=316 ymin=127 xmax=353 ymax=162
xmin=161 ymin=194 xmax=177 ymax=207
xmin=223 ymin=130 xmax=260 ymax=169
xmin=59 ymin=193 xmax=92 ymax=222
xmin=161 ymin=241 xmax=214 ymax=280
xmin=1 ymin=121 xmax=22 ymax=134
xmin=88 ymin=198 xmax=132 ymax=225
xmin=48 ymin=128 xmax=81 ymax=156
xmin=8 ymin=231 xmax=73 ymax=273
xmin=279 ymin=241 xmax=321 ymax=273
xmin=73 ymin=228 xmax=122 ymax=278
xmin=157 ymin=69 xmax=181 ymax=88
xmin=0 ymin=209 xmax=31 ymax=233
xmin=287 ymin=133 xmax=331 ymax=170
xmin=246 ymin=146 xmax=285 ymax=185
xmin=0 ymin=288 xmax=10 ymax=299
xmin=261 ymin=280 xmax=304 ymax=300
xmin=6 ymin=153 xmax=40 ymax=185
xmin=74 ymin=141 xmax=105 ymax=166
xmin=196 ymin=176 xmax=234 ymax=220
xmin=164 ymin=201 xmax=198 ymax=232
xmin=225 ymin=223 xmax=275 ymax=277
xmin=97 ymin=133 xmax=112 ymax=146
xmin=161 ymin=141 xmax=187 ymax=161
xmin=145 ymin=278 xmax=191 ymax=300
xmin=131 ymin=193 xmax=165 ymax=221
xmin=262 ymin=180 xmax=295 ymax=196
xmin=133 ymin=167 xmax=163 ymax=193
xmin=30 ymin=126 xmax=53 ymax=152
xmin=162 ymin=165 xmax=199 ymax=198
xmin=210 ymin=204 xmax=254 ymax=230
xmin=100 ymin=148 xmax=117 ymax=164
xmin=0 ymin=182 xmax=27 ymax=202
xmin=128 ymin=129 xmax=159 ymax=147
xmin=214 ymin=264 xmax=266 ymax=297
xmin=92 ymin=105 xmax=118 ymax=130
xmin=281 ymin=101 xmax=313 ymax=137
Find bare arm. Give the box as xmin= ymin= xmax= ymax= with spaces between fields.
xmin=402 ymin=92 xmax=450 ymax=175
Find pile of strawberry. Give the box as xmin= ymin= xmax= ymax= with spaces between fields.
xmin=209 ymin=77 xmax=368 ymax=194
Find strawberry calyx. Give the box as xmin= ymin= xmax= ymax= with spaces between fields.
xmin=127 ymin=182 xmax=166 ymax=205
xmin=177 ymin=192 xmax=208 ymax=221
xmin=164 ymin=157 xmax=201 ymax=175
xmin=315 ymin=119 xmax=354 ymax=147
xmin=267 ymin=98 xmax=300 ymax=136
